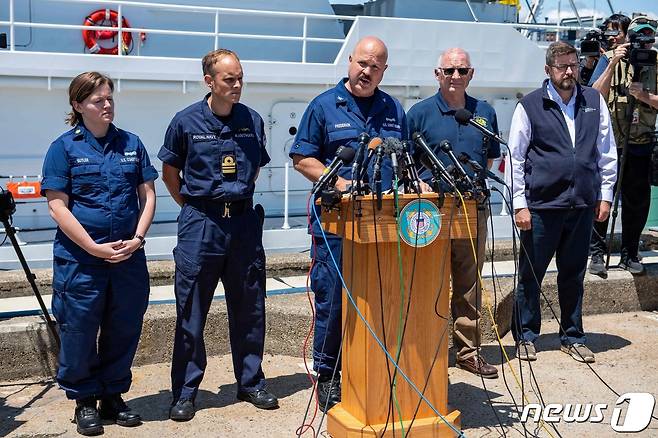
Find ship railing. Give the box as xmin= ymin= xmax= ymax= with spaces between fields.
xmin=2 ymin=0 xmax=595 ymax=62
xmin=2 ymin=0 xmax=356 ymax=63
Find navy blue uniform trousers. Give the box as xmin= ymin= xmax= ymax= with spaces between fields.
xmin=171 ymin=202 xmax=266 ymax=402
xmin=309 ymin=236 xmax=343 ymax=377
xmin=512 ymin=207 xmax=595 ymax=346
xmin=51 ymin=254 xmax=149 ymax=400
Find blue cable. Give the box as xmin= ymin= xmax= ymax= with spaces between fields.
xmin=310 ymin=198 xmax=465 ymax=437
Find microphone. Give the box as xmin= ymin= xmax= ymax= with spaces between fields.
xmin=401 ymin=140 xmax=421 ymax=194
xmin=382 ymin=137 xmax=402 ymax=180
xmin=439 ymin=140 xmax=474 ymax=189
xmin=458 ymin=152 xmax=506 ymax=185
xmin=412 ymin=132 xmax=456 ymax=189
xmin=311 ymin=146 xmax=356 ymax=195
xmin=351 ymin=132 xmax=370 ymax=182
xmin=358 ymin=137 xmax=383 ymax=183
xmin=454 ymin=109 xmax=507 ymax=145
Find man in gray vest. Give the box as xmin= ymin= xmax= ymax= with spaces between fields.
xmin=507 ymin=41 xmax=617 ymax=363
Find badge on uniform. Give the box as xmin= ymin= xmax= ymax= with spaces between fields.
xmin=474 ymin=116 xmax=488 ymax=127
xmin=222 ymin=154 xmax=237 ymax=175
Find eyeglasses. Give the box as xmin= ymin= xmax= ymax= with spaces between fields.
xmin=440 ymin=67 xmax=472 ymax=76
xmin=550 ymin=63 xmax=580 ymax=72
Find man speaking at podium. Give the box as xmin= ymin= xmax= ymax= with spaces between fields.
xmin=289 ymin=36 xmax=407 ymax=411
xmin=407 ymin=47 xmax=500 ymax=379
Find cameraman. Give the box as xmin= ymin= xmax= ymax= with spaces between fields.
xmin=588 ymin=16 xmax=658 ymax=276
xmin=580 ymin=14 xmax=630 ymax=85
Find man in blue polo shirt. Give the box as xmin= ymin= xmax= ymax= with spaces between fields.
xmin=407 ymin=47 xmax=500 ymax=379
xmin=290 ymin=36 xmax=407 ymax=411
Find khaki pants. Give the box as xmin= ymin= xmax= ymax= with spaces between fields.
xmin=450 ymin=208 xmax=488 ymax=361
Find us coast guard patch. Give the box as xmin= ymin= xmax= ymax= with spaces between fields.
xmin=398 ymin=199 xmax=441 ymax=247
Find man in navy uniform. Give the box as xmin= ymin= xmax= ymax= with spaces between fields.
xmin=508 ymin=42 xmax=617 ymax=363
xmin=407 ymin=47 xmax=500 ymax=379
xmin=159 ymin=48 xmax=278 ymax=422
xmin=290 ymin=36 xmax=407 ymax=411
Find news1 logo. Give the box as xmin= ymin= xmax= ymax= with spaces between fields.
xmin=520 ymin=393 xmax=655 ymax=433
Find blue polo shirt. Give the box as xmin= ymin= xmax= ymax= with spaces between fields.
xmin=158 ymin=94 xmax=271 ymax=202
xmin=407 ymin=91 xmax=500 ymax=182
xmin=41 ymin=123 xmax=159 ymax=264
xmin=290 ymin=78 xmax=408 ymax=235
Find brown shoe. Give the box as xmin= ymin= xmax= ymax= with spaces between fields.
xmin=456 ymin=355 xmax=498 ymax=379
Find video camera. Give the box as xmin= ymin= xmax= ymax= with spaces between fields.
xmin=628 ymin=29 xmax=657 ymax=68
xmin=580 ymin=27 xmax=619 ymax=57
xmin=0 ymin=186 xmax=16 ymax=222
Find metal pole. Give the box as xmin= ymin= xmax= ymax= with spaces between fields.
xmin=117 ymin=4 xmax=123 ymax=56
xmin=302 ymin=16 xmax=308 ymax=63
xmin=282 ymin=162 xmax=291 ymax=229
xmin=9 ymin=0 xmax=15 ymax=51
xmin=464 ymin=0 xmax=479 ymax=22
xmin=214 ymin=10 xmax=219 ymax=50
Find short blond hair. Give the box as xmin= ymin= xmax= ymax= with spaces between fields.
xmin=202 ymin=49 xmax=240 ymax=76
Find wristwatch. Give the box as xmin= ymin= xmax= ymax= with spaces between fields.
xmin=134 ymin=234 xmax=146 ymax=249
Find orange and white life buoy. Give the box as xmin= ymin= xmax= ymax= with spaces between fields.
xmin=82 ymin=9 xmax=140 ymax=55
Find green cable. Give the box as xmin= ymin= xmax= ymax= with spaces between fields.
xmin=392 ymin=176 xmax=406 ymax=437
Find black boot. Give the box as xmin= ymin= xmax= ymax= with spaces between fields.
xmin=316 ymin=375 xmax=341 ymax=412
xmin=75 ymin=397 xmax=103 ymax=436
xmin=99 ymin=394 xmax=141 ymax=427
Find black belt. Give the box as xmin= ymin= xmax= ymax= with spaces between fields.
xmin=186 ymin=197 xmax=252 ymax=218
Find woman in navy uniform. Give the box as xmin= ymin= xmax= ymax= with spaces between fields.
xmin=41 ymin=72 xmax=158 ymax=436
xmin=159 ymin=49 xmax=277 ymax=422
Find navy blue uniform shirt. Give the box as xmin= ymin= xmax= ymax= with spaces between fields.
xmin=290 ymin=78 xmax=407 ymax=235
xmin=41 ymin=123 xmax=159 ymax=265
xmin=407 ymin=91 xmax=501 ymax=181
xmin=158 ymin=94 xmax=270 ymax=202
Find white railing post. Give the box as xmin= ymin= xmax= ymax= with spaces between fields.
xmin=302 ymin=15 xmax=308 ymax=63
xmin=117 ymin=4 xmax=123 ymax=56
xmin=282 ymin=162 xmax=291 ymax=229
xmin=214 ymin=10 xmax=219 ymax=50
xmin=9 ymin=0 xmax=15 ymax=51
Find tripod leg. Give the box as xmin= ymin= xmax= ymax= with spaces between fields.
xmin=1 ymin=218 xmax=61 ymax=349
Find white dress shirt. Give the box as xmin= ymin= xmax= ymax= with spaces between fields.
xmin=506 ymin=81 xmax=617 ymax=210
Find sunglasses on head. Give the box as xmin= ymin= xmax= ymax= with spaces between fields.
xmin=440 ymin=67 xmax=472 ymax=76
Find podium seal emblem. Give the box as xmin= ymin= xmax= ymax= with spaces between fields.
xmin=398 ymin=199 xmax=441 ymax=247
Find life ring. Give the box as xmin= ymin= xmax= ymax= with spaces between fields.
xmin=82 ymin=9 xmax=134 ymax=55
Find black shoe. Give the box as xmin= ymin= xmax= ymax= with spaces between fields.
xmin=169 ymin=398 xmax=195 ymax=422
xmin=237 ymin=389 xmax=279 ymax=409
xmin=75 ymin=397 xmax=104 ymax=436
xmin=317 ymin=376 xmax=341 ymax=412
xmin=619 ymin=255 xmax=645 ymax=275
xmin=588 ymin=254 xmax=607 ymax=277
xmin=99 ymin=394 xmax=141 ymax=427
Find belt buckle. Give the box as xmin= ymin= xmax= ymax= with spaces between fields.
xmin=223 ymin=202 xmax=231 ymax=218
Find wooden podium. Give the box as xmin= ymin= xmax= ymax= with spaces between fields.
xmin=321 ymin=193 xmax=476 ymax=437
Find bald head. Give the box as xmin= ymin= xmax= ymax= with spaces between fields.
xmin=345 ymin=36 xmax=389 ymax=97
xmin=352 ymin=36 xmax=388 ymax=62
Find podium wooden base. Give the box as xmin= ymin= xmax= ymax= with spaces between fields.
xmin=327 ymin=405 xmax=461 ymax=437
